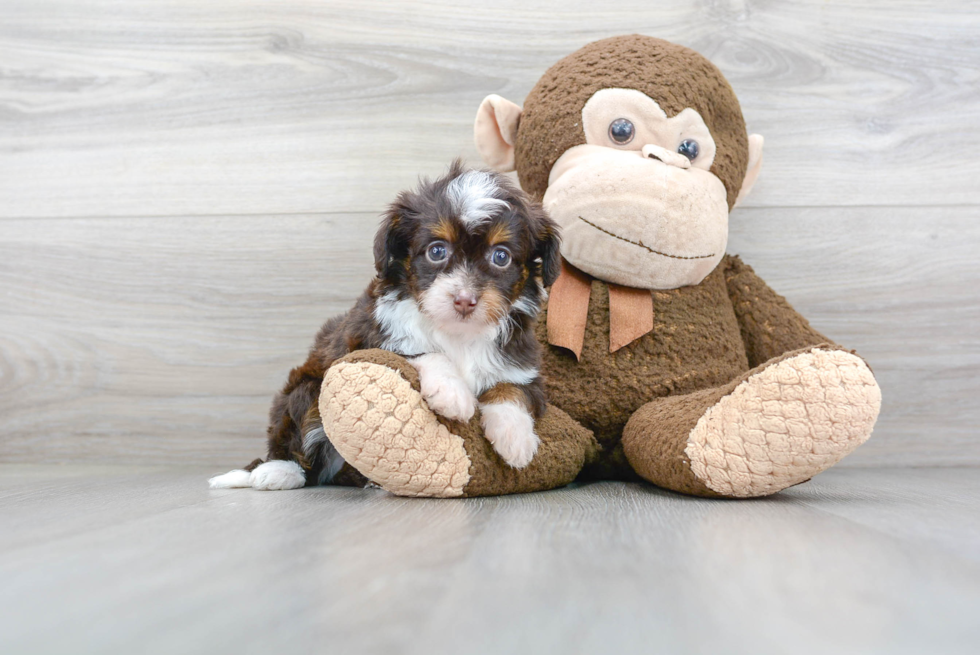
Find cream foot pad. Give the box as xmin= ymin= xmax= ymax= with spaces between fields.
xmin=686 ymin=349 xmax=882 ymax=498
xmin=320 ymin=359 xmax=472 ymax=497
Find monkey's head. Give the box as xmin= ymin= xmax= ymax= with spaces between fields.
xmin=474 ymin=35 xmax=764 ymax=290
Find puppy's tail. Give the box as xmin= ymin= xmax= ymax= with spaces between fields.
xmin=207 ymin=458 xmax=264 ymax=489
xmin=208 ymin=427 xmax=362 ymax=490
xmin=301 ymin=401 xmax=369 ymax=487
xmin=303 ymin=426 xmax=349 ymax=486
xmin=208 ymin=457 xmax=309 ymax=490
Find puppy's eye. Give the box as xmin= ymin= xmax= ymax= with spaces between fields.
xmin=678 ymin=139 xmax=700 ymax=161
xmin=608 ymin=118 xmax=635 ymax=145
xmin=426 ymin=242 xmax=448 ymax=263
xmin=490 ymin=247 xmax=511 ymax=268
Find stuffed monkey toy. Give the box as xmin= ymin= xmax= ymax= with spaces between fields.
xmin=318 ymin=35 xmax=881 ymax=498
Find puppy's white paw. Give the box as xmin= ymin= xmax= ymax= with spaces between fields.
xmin=423 ymin=377 xmax=477 ymax=422
xmin=480 ymin=401 xmax=539 ymax=469
xmin=411 ymin=353 xmax=477 ymax=422
xmin=248 ymin=460 xmax=306 ymax=491
xmin=208 ymin=469 xmax=252 ymax=489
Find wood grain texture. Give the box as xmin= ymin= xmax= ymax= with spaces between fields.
xmin=0 ymin=213 xmax=378 ymax=464
xmin=1 ymin=0 xmax=979 ymax=217
xmin=0 ymin=466 xmax=978 ymax=654
xmin=1 ymin=206 xmax=977 ymax=466
xmin=0 ymin=1 xmax=978 ymax=467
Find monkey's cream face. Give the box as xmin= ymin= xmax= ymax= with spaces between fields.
xmin=542 ymin=88 xmax=729 ymax=290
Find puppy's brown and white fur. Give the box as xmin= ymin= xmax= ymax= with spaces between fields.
xmin=209 ymin=161 xmax=561 ymax=490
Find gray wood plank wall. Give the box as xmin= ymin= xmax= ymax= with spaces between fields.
xmin=2 ymin=0 xmax=978 ymax=466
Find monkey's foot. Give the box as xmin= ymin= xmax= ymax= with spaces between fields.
xmin=624 ymin=347 xmax=882 ymax=498
xmin=320 ymin=349 xmax=597 ymax=498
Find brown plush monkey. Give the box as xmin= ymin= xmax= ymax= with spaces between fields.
xmin=319 ymin=35 xmax=881 ymax=498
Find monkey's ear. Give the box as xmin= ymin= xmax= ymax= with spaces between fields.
xmin=373 ymin=202 xmax=411 ymax=281
xmin=474 ymin=94 xmax=522 ymax=173
xmin=734 ymin=134 xmax=764 ymax=208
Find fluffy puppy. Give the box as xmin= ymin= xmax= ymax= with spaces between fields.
xmin=209 ymin=160 xmax=561 ymax=491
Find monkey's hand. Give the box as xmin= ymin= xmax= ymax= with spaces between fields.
xmin=410 ymin=353 xmax=477 ymax=422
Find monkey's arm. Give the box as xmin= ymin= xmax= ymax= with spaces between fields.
xmin=723 ymin=255 xmax=835 ymax=368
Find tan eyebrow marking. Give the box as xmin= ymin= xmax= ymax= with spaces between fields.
xmin=486 ymin=222 xmax=512 ymax=246
xmin=431 ymin=216 xmax=458 ymax=242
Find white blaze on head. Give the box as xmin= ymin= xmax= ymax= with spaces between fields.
xmin=447 ymin=170 xmax=509 ymax=225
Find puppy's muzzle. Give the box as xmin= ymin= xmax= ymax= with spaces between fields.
xmin=453 ymin=290 xmax=479 ymax=318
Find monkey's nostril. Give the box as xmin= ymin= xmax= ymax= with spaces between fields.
xmin=642 ymin=144 xmax=692 ymax=169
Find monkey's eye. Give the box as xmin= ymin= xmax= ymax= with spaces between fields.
xmin=426 ymin=242 xmax=449 ymax=263
xmin=608 ymin=118 xmax=635 ymax=145
xmin=490 ymin=247 xmax=511 ymax=268
xmin=678 ymin=139 xmax=700 ymax=161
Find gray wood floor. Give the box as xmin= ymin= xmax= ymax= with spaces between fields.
xmin=1 ymin=0 xmax=979 ymax=467
xmin=0 ymin=465 xmax=978 ymax=655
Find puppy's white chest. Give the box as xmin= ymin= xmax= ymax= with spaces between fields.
xmin=443 ymin=340 xmax=534 ymax=395
xmin=447 ymin=343 xmax=498 ymax=394
xmin=375 ymin=292 xmax=536 ymax=394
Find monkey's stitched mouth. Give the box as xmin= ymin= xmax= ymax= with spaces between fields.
xmin=578 ymin=216 xmax=715 ymax=261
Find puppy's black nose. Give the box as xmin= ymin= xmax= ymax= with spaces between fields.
xmin=453 ymin=290 xmax=479 ymax=317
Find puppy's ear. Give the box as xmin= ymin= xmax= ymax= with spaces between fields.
xmin=374 ymin=197 xmax=413 ymax=281
xmin=531 ymin=205 xmax=562 ymax=287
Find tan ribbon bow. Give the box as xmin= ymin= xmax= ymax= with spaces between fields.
xmin=547 ymin=259 xmax=654 ymax=360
